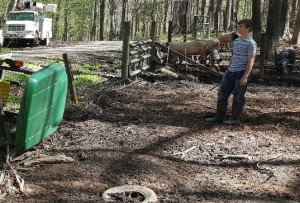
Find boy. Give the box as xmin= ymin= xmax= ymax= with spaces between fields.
xmin=206 ymin=19 xmax=257 ymax=124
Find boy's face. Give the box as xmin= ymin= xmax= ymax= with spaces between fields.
xmin=237 ymin=24 xmax=251 ymax=35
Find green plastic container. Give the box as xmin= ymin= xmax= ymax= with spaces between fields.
xmin=15 ymin=62 xmax=68 ymax=152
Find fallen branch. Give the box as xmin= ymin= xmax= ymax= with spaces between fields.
xmin=218 ymin=154 xmax=253 ymax=161
xmin=210 ymin=83 xmax=220 ymax=91
xmin=6 ymin=162 xmax=25 ymax=194
xmin=173 ymin=146 xmax=197 ymax=159
xmin=23 ymin=153 xmax=75 ymax=167
xmin=255 ymin=154 xmax=283 ymax=183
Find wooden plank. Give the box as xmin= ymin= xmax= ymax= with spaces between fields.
xmin=130 ymin=39 xmax=152 ymax=47
xmin=130 ymin=54 xmax=151 ymax=64
xmin=130 ymin=47 xmax=151 ymax=55
xmin=129 ymin=69 xmax=142 ymax=76
xmin=130 ymin=58 xmax=141 ymax=64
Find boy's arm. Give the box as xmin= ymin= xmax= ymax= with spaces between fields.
xmin=240 ymin=53 xmax=255 ymax=86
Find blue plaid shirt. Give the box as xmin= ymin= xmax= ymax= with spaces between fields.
xmin=229 ymin=37 xmax=257 ymax=72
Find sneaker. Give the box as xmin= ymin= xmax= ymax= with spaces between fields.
xmin=205 ymin=117 xmax=223 ymax=123
xmin=223 ymin=118 xmax=240 ymax=124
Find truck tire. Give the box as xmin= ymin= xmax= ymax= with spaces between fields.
xmin=102 ymin=185 xmax=158 ymax=203
xmin=40 ymin=34 xmax=50 ymax=46
xmin=3 ymin=39 xmax=10 ymax=47
xmin=31 ymin=37 xmax=39 ymax=47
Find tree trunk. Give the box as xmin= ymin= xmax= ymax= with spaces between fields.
xmin=235 ymin=0 xmax=240 ymax=19
xmin=265 ymin=0 xmax=282 ymax=60
xmin=99 ymin=0 xmax=106 ymax=41
xmin=224 ymin=0 xmax=232 ymax=32
xmin=63 ymin=0 xmax=69 ymax=41
xmin=7 ymin=0 xmax=17 ymax=14
xmin=108 ymin=0 xmax=117 ymax=40
xmin=53 ymin=0 xmax=62 ymax=40
xmin=252 ymin=0 xmax=263 ymax=46
xmin=290 ymin=0 xmax=298 ymax=29
xmin=200 ymin=0 xmax=206 ymax=24
xmin=196 ymin=0 xmax=200 ymax=14
xmin=279 ymin=0 xmax=290 ymax=39
xmin=120 ymin=0 xmax=127 ymax=40
xmin=163 ymin=0 xmax=169 ymax=33
xmin=90 ymin=0 xmax=98 ymax=41
xmin=214 ymin=0 xmax=222 ymax=31
xmin=208 ymin=0 xmax=215 ymax=31
xmin=291 ymin=0 xmax=300 ymax=44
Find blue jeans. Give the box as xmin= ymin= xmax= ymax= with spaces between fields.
xmin=217 ymin=70 xmax=247 ymax=107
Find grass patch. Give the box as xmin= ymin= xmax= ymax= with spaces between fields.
xmin=75 ymin=64 xmax=100 ymax=74
xmin=4 ymin=72 xmax=29 ymax=84
xmin=1 ymin=48 xmax=12 ymax=53
xmin=75 ymin=74 xmax=104 ymax=86
xmin=80 ymin=64 xmax=99 ymax=71
xmin=25 ymin=63 xmax=42 ymax=70
xmin=6 ymin=95 xmax=22 ymax=109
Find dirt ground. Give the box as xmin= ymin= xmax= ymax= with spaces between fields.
xmin=1 ymin=41 xmax=300 ymax=203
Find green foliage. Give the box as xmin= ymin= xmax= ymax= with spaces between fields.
xmin=114 ymin=63 xmax=121 ymax=70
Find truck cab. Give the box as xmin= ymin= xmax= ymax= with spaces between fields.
xmin=2 ymin=2 xmax=56 ymax=47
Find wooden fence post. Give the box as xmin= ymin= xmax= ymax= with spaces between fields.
xmin=63 ymin=53 xmax=78 ymax=105
xmin=168 ymin=21 xmax=172 ymax=43
xmin=121 ymin=21 xmax=130 ymax=79
xmin=259 ymin=32 xmax=266 ymax=78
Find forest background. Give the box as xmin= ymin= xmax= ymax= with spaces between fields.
xmin=0 ymin=0 xmax=300 ymax=60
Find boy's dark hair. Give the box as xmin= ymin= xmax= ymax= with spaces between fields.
xmin=238 ymin=19 xmax=253 ymax=32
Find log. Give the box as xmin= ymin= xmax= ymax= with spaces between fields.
xmin=159 ymin=66 xmax=179 ymax=78
xmin=23 ymin=154 xmax=75 ymax=167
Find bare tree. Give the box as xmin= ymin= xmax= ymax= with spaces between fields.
xmin=291 ymin=0 xmax=300 ymax=44
xmin=265 ymin=0 xmax=282 ymax=60
xmin=99 ymin=0 xmax=106 ymax=41
xmin=214 ymin=0 xmax=222 ymax=31
xmin=200 ymin=0 xmax=206 ymax=24
xmin=63 ymin=0 xmax=69 ymax=41
xmin=53 ymin=0 xmax=62 ymax=40
xmin=224 ymin=0 xmax=232 ymax=32
xmin=252 ymin=0 xmax=263 ymax=46
xmin=90 ymin=0 xmax=98 ymax=41
xmin=163 ymin=0 xmax=169 ymax=33
xmin=279 ymin=0 xmax=291 ymax=40
xmin=290 ymin=0 xmax=298 ymax=29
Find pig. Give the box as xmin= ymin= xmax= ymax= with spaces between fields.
xmin=275 ymin=48 xmax=296 ymax=74
xmin=217 ymin=32 xmax=239 ymax=49
xmin=167 ymin=38 xmax=220 ymax=64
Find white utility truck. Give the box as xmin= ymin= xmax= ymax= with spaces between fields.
xmin=2 ymin=1 xmax=57 ymax=47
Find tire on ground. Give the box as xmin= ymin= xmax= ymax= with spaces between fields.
xmin=102 ymin=185 xmax=158 ymax=203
